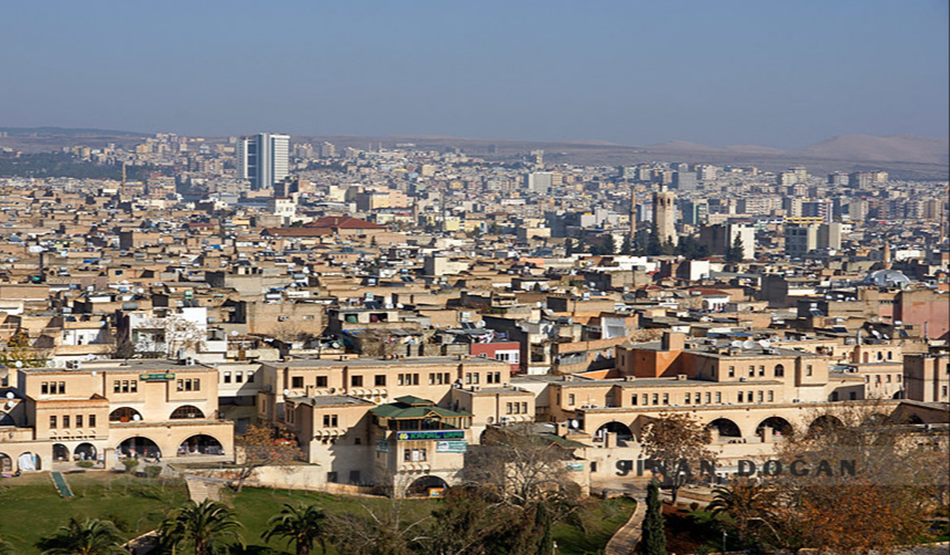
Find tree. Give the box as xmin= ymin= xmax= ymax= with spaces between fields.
xmin=232 ymin=424 xmax=302 ymax=492
xmin=725 ymin=234 xmax=745 ymax=263
xmin=326 ymin=498 xmax=429 ymax=555
xmin=36 ymin=518 xmax=127 ymax=555
xmin=262 ymin=503 xmax=328 ymax=555
xmin=639 ymin=412 xmax=714 ymax=503
xmin=0 ymin=329 xmax=48 ymax=368
xmin=418 ymin=486 xmax=522 ymax=555
xmin=565 ymin=237 xmax=575 ymax=256
xmin=641 ymin=481 xmax=667 ymax=555
xmin=620 ymin=234 xmax=633 ymax=255
xmin=158 ymin=499 xmax=243 ymax=555
xmin=0 ymin=538 xmax=13 ymax=555
xmin=646 ymin=224 xmax=662 ymax=256
xmin=707 ymin=479 xmax=774 ymax=545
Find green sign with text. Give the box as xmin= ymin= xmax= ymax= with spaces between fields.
xmin=396 ymin=430 xmax=464 ymax=441
xmin=140 ymin=373 xmax=176 ymax=381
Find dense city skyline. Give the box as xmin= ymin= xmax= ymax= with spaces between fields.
xmin=2 ymin=1 xmax=948 ymax=148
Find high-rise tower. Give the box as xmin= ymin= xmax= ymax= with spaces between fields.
xmin=652 ymin=187 xmax=678 ymax=246
xmin=237 ymin=133 xmax=290 ymax=191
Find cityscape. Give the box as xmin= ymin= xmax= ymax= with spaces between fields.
xmin=0 ymin=2 xmax=948 ymax=555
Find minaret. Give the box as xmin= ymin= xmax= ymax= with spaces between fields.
xmin=883 ymin=242 xmax=892 ymax=270
xmin=629 ymin=186 xmax=637 ymax=239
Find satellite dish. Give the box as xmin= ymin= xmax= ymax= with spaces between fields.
xmin=742 ymin=340 xmax=756 ymax=350
xmin=91 ymin=371 xmax=97 ymax=377
xmin=570 ymin=419 xmax=579 ymax=429
xmin=5 ymin=400 xmax=14 ymax=409
xmin=5 ymin=392 xmax=14 ymax=400
xmin=283 ymin=389 xmax=290 ymax=396
xmin=730 ymin=340 xmax=742 ymax=349
xmin=14 ymin=361 xmax=23 ymax=368
xmin=231 ymin=330 xmax=239 ymax=336
xmin=759 ymin=340 xmax=771 ymax=349
xmin=331 ymin=342 xmax=341 ymax=349
xmin=132 ymin=414 xmax=141 ymax=421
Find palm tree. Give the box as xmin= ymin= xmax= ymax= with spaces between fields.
xmin=159 ymin=499 xmax=244 ymax=555
xmin=0 ymin=537 xmax=16 ymax=555
xmin=262 ymin=503 xmax=328 ymax=555
xmin=707 ymin=480 xmax=773 ymax=544
xmin=36 ymin=518 xmax=128 ymax=555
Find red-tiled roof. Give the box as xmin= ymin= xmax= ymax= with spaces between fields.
xmin=261 ymin=227 xmax=333 ymax=237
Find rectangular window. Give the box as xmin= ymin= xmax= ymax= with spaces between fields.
xmin=235 ymin=372 xmax=243 ymax=383
xmin=522 ymin=402 xmax=527 ymax=413
xmin=652 ymin=393 xmax=659 ymax=405
xmin=738 ymin=391 xmax=744 ymax=403
xmin=758 ymin=365 xmax=765 ymax=376
xmin=50 ymin=415 xmax=57 ymax=428
xmin=113 ymin=380 xmax=121 ymax=393
xmin=663 ymin=393 xmax=669 ymax=405
xmin=42 ymin=382 xmax=49 ymax=395
xmin=728 ymin=366 xmax=735 ymax=378
xmin=506 ymin=402 xmax=513 ymax=414
xmin=316 ymin=376 xmax=328 ymax=388
xmin=757 ymin=391 xmax=764 ymax=403
xmin=404 ymin=449 xmax=412 ymax=462
xmin=224 ymin=372 xmax=232 ymax=384
xmin=130 ymin=380 xmax=137 ymax=392
xmin=292 ymin=376 xmax=304 ymax=388
xmin=705 ymin=392 xmax=711 ymax=404
xmin=122 ymin=380 xmax=130 ymax=393
xmin=323 ymin=414 xmax=338 ymax=427
xmin=767 ymin=391 xmax=774 ymax=402
xmin=807 ymin=365 xmax=813 ymax=376
xmin=472 ymin=373 xmax=480 ymax=384
xmin=89 ymin=414 xmax=96 ymax=427
xmin=419 ymin=448 xmax=427 ymax=462
xmin=76 ymin=414 xmax=83 ymax=428
xmin=247 ymin=371 xmax=255 ymax=383
xmin=684 ymin=394 xmax=691 ymax=404
xmin=58 ymin=382 xmax=66 ymax=394
xmin=716 ymin=392 xmax=722 ymax=403
xmin=351 ymin=375 xmax=363 ymax=387
xmin=568 ymin=394 xmax=575 ymax=406
xmin=375 ymin=375 xmax=386 ymax=387
xmin=177 ymin=379 xmax=184 ymax=391
xmin=886 ymin=375 xmax=891 ymax=383
xmin=429 ymin=373 xmax=435 ymax=385
xmin=631 ymin=394 xmax=638 ymax=406
xmin=63 ymin=415 xmax=70 ymax=428
xmin=749 ymin=366 xmax=755 ymax=377
xmin=464 ymin=373 xmax=471 ymax=384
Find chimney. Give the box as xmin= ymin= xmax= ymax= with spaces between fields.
xmin=661 ymin=332 xmax=685 ymax=351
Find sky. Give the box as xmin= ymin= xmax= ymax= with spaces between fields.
xmin=1 ymin=1 xmax=947 ymax=148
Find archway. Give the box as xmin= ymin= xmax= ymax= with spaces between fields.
xmin=594 ymin=421 xmax=634 ymax=442
xmin=52 ymin=443 xmax=70 ymax=462
xmin=903 ymin=414 xmax=925 ymax=425
xmin=74 ymin=443 xmax=97 ymax=461
xmin=406 ymin=475 xmax=449 ymax=497
xmin=808 ymin=414 xmax=844 ymax=438
xmin=707 ymin=418 xmax=742 ymax=438
xmin=110 ymin=407 xmax=143 ymax=423
xmin=755 ymin=417 xmax=793 ymax=439
xmin=862 ymin=412 xmax=892 ymax=427
xmin=0 ymin=452 xmax=12 ymax=473
xmin=170 ymin=405 xmax=205 ymax=419
xmin=117 ymin=436 xmax=160 ymax=459
xmin=17 ymin=452 xmax=39 ymax=471
xmin=178 ymin=434 xmax=224 ymax=456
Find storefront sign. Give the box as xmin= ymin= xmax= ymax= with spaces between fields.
xmin=139 ymin=373 xmax=175 ymax=381
xmin=566 ymin=462 xmax=585 ymax=471
xmin=396 ymin=430 xmax=465 ymax=441
xmin=435 ymin=440 xmax=468 ymax=453
xmin=376 ymin=440 xmax=389 ymax=453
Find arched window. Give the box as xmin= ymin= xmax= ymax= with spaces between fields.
xmin=774 ymin=364 xmax=785 ymax=377
xmin=109 ymin=407 xmax=142 ymax=423
xmin=170 ymin=405 xmax=204 ymax=419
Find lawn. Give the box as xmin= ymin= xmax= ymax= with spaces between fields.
xmin=0 ymin=472 xmax=635 ymax=555
xmin=0 ymin=471 xmax=189 ymax=554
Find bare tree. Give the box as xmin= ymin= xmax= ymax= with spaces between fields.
xmin=325 ymin=496 xmax=430 ymax=555
xmin=231 ymin=424 xmax=302 ymax=492
xmin=639 ymin=412 xmax=714 ymax=503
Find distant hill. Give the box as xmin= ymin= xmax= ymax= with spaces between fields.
xmin=0 ymin=126 xmax=146 ymax=137
xmin=792 ymin=134 xmax=949 ymax=165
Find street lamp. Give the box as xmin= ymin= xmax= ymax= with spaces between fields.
xmin=552 ymin=540 xmax=558 ymax=555
xmin=722 ymin=530 xmax=727 ymax=553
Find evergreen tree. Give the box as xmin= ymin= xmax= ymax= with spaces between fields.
xmin=725 ymin=234 xmax=745 ymax=263
xmin=620 ymin=234 xmax=633 ymax=255
xmin=641 ymin=480 xmax=667 ymax=555
xmin=647 ymin=224 xmax=662 ymax=256
xmin=565 ymin=237 xmax=575 ymax=256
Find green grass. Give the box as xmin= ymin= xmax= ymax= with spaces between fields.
xmin=0 ymin=474 xmax=635 ymax=555
xmin=0 ymin=471 xmax=189 ymax=554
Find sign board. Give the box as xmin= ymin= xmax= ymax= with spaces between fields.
xmin=396 ymin=430 xmax=465 ymax=441
xmin=376 ymin=440 xmax=389 ymax=453
xmin=140 ymin=373 xmax=175 ymax=381
xmin=566 ymin=462 xmax=585 ymax=471
xmin=436 ymin=440 xmax=468 ymax=453
xmin=428 ymin=487 xmax=445 ymax=498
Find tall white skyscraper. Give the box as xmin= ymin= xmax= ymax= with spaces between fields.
xmin=237 ymin=133 xmax=290 ymax=191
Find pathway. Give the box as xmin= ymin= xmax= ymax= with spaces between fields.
xmin=184 ymin=475 xmax=224 ymax=503
xmin=50 ymin=471 xmax=73 ymax=498
xmin=605 ymin=493 xmax=646 ymax=555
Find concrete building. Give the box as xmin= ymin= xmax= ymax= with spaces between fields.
xmin=904 ymin=354 xmax=950 ymax=403
xmin=237 ymin=133 xmax=290 ymax=191
xmin=785 ymin=225 xmax=818 ymax=257
xmin=652 ymin=188 xmax=677 ymax=246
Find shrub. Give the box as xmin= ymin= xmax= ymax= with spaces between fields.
xmin=77 ymin=460 xmax=95 ymax=468
xmin=144 ymin=465 xmax=162 ymax=479
xmin=122 ymin=458 xmax=140 ymax=474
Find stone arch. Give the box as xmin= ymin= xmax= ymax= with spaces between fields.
xmin=707 ymin=418 xmax=742 ymax=438
xmin=18 ymin=452 xmax=40 ymax=471
xmin=52 ymin=443 xmax=70 ymax=462
xmin=110 ymin=407 xmax=143 ymax=423
xmin=170 ymin=405 xmax=205 ymax=420
xmin=117 ymin=436 xmax=161 ymax=458
xmin=74 ymin=443 xmax=97 ymax=461
xmin=178 ymin=434 xmax=224 ymax=456
xmin=808 ymin=414 xmax=843 ymax=437
xmin=755 ymin=416 xmax=793 ymax=439
xmin=594 ymin=421 xmax=634 ymax=442
xmin=405 ymin=475 xmax=449 ymax=497
xmin=862 ymin=412 xmax=892 ymax=426
xmin=0 ymin=452 xmax=12 ymax=473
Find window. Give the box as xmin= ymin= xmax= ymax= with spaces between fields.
xmin=224 ymin=372 xmax=232 ymax=384
xmin=122 ymin=380 xmax=130 ymax=393
xmin=767 ymin=391 xmax=774 ymax=402
xmin=663 ymin=393 xmax=669 ymax=405
xmin=487 ymin=372 xmax=501 ymax=384
xmin=58 ymin=382 xmax=66 ymax=394
xmin=728 ymin=366 xmax=735 ymax=378
xmin=896 ymin=375 xmax=901 ymax=383
xmin=351 ymin=375 xmax=363 ymax=387
xmin=76 ymin=415 xmax=83 ymax=427
xmin=42 ymin=382 xmax=49 ymax=395
xmin=404 ymin=449 xmax=412 ymax=462
xmin=806 ymin=365 xmax=813 ymax=377
xmin=886 ymin=375 xmax=891 ymax=383
xmin=291 ymin=376 xmax=304 ymax=388
xmin=323 ymin=414 xmax=338 ymax=428
xmin=247 ymin=371 xmax=254 ymax=383
xmin=705 ymin=392 xmax=711 ymax=404
xmin=521 ymin=402 xmax=528 ymax=413
xmin=472 ymin=373 xmax=480 ymax=384
xmin=631 ymin=394 xmax=638 ymax=406
xmin=130 ymin=380 xmax=137 ymax=392
xmin=749 ymin=366 xmax=755 ymax=377
xmin=684 ymin=393 xmax=691 ymax=404
xmin=375 ymin=375 xmax=387 ymax=387
xmin=235 ymin=372 xmax=243 ymax=383
xmin=63 ymin=415 xmax=70 ymax=428
xmin=758 ymin=365 xmax=765 ymax=377
xmin=418 ymin=448 xmax=427 ymax=461
xmin=716 ymin=392 xmax=722 ymax=403
xmin=89 ymin=414 xmax=96 ymax=427
xmin=774 ymin=365 xmax=784 ymax=377
xmin=316 ymin=376 xmax=328 ymax=388
xmin=652 ymin=393 xmax=659 ymax=405
xmin=568 ymin=394 xmax=575 ymax=406
xmin=738 ymin=391 xmax=744 ymax=403
xmin=50 ymin=415 xmax=57 ymax=428
xmin=113 ymin=380 xmax=121 ymax=393
xmin=757 ymin=391 xmax=763 ymax=403
xmin=506 ymin=402 xmax=513 ymax=414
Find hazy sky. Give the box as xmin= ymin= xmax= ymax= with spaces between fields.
xmin=2 ymin=1 xmax=947 ymax=148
